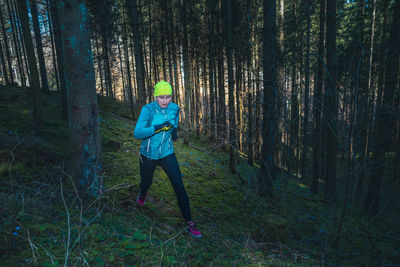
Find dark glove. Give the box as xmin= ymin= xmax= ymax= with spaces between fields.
xmin=154 ymin=121 xmax=172 ymax=133
xmin=172 ymin=127 xmax=178 ymax=141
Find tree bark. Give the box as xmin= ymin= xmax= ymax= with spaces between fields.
xmin=59 ymin=0 xmax=103 ymax=197
xmin=30 ymin=0 xmax=49 ymax=93
xmin=323 ymin=0 xmax=337 ymax=201
xmin=289 ymin=0 xmax=299 ymax=175
xmin=180 ymin=0 xmax=191 ymax=144
xmin=16 ymin=0 xmax=42 ymax=133
xmin=276 ymin=0 xmax=285 ymax=171
xmin=225 ymin=0 xmax=236 ymax=173
xmin=207 ymin=0 xmax=216 ymax=142
xmin=6 ymin=0 xmax=24 ymax=86
xmin=0 ymin=27 xmax=9 ymax=84
xmin=46 ymin=0 xmax=60 ymax=92
xmin=312 ymin=0 xmax=325 ymax=194
xmin=126 ymin=0 xmax=146 ymax=111
xmin=0 ymin=7 xmax=12 ymax=84
xmin=13 ymin=0 xmax=29 ymax=85
xmin=51 ymin=0 xmax=68 ymax=120
xmin=258 ymin=0 xmax=277 ymax=196
xmin=301 ymin=1 xmax=312 ymax=181
xmin=122 ymin=7 xmax=134 ymax=120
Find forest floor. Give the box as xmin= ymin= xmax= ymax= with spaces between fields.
xmin=0 ymin=84 xmax=399 ymax=266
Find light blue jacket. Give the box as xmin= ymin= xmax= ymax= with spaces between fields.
xmin=133 ymin=101 xmax=180 ymax=160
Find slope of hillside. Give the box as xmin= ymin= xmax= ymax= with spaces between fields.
xmin=1 ymin=85 xmax=398 ymax=266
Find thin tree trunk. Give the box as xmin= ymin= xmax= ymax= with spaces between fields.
xmin=30 ymin=0 xmax=49 ymax=93
xmin=13 ymin=0 xmax=29 ymax=85
xmin=235 ymin=54 xmax=242 ymax=152
xmin=290 ymin=0 xmax=298 ymax=175
xmin=46 ymin=0 xmax=59 ymax=92
xmin=101 ymin=31 xmax=112 ymax=97
xmin=94 ymin=33 xmax=104 ymax=96
xmin=6 ymin=0 xmax=24 ymax=86
xmin=208 ymin=0 xmax=216 ymax=141
xmin=258 ymin=0 xmax=277 ymax=196
xmin=312 ymin=0 xmax=326 ymax=194
xmin=248 ymin=92 xmax=253 ymax=165
xmin=301 ymin=1 xmax=312 ymax=181
xmin=226 ymin=0 xmax=236 ymax=173
xmin=276 ymin=0 xmax=285 ymax=171
xmin=51 ymin=0 xmax=68 ymax=120
xmin=247 ymin=0 xmax=253 ymax=166
xmin=324 ymin=0 xmax=338 ymax=201
xmin=0 ymin=7 xmax=11 ymax=83
xmin=16 ymin=0 xmax=42 ymax=133
xmin=126 ymin=0 xmax=146 ymax=110
xmin=117 ymin=34 xmax=126 ymax=101
xmin=0 ymin=29 xmax=9 ymax=84
xmin=216 ymin=0 xmax=226 ymax=145
xmin=123 ymin=6 xmax=134 ymax=120
xmin=181 ymin=0 xmax=191 ymax=144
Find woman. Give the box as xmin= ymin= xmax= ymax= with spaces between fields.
xmin=133 ymin=81 xmax=202 ymax=238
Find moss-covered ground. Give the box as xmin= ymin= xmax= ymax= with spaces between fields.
xmin=0 ymin=85 xmax=399 ymax=266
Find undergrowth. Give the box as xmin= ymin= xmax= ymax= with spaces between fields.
xmin=0 ymin=85 xmax=399 ymax=266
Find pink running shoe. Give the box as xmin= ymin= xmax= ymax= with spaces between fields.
xmin=186 ymin=221 xmax=203 ymax=238
xmin=137 ymin=192 xmax=146 ymax=207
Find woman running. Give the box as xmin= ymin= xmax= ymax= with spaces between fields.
xmin=133 ymin=81 xmax=202 ymax=238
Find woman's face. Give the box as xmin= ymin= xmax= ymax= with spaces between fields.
xmin=156 ymin=95 xmax=172 ymax=108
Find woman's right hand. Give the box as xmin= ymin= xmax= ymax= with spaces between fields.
xmin=154 ymin=121 xmax=173 ymax=133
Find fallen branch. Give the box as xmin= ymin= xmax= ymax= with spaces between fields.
xmin=189 ymin=144 xmax=206 ymax=152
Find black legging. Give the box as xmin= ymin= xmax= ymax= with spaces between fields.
xmin=139 ymin=153 xmax=192 ymax=222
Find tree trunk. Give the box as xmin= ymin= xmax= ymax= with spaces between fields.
xmin=289 ymin=0 xmax=299 ymax=175
xmin=324 ymin=0 xmax=337 ymax=201
xmin=123 ymin=8 xmax=134 ymax=120
xmin=94 ymin=33 xmax=104 ymax=96
xmin=247 ymin=92 xmax=253 ymax=165
xmin=59 ymin=0 xmax=103 ymax=197
xmin=126 ymin=0 xmax=146 ymax=111
xmin=6 ymin=0 xmax=24 ymax=86
xmin=235 ymin=54 xmax=242 ymax=152
xmin=0 ymin=27 xmax=9 ymax=84
xmin=13 ymin=0 xmax=29 ymax=85
xmin=16 ymin=0 xmax=42 ymax=133
xmin=246 ymin=0 xmax=253 ymax=166
xmin=0 ymin=7 xmax=12 ymax=84
xmin=208 ymin=0 xmax=216 ymax=142
xmin=216 ymin=0 xmax=226 ymax=145
xmin=30 ymin=0 xmax=49 ymax=93
xmin=258 ymin=0 xmax=277 ymax=196
xmin=301 ymin=1 xmax=312 ymax=181
xmin=226 ymin=0 xmax=236 ymax=174
xmin=101 ymin=31 xmax=112 ymax=97
xmin=117 ymin=33 xmax=126 ymax=101
xmin=276 ymin=0 xmax=285 ymax=171
xmin=51 ymin=0 xmax=68 ymax=120
xmin=180 ymin=0 xmax=191 ymax=144
xmin=312 ymin=0 xmax=326 ymax=194
xmin=46 ymin=0 xmax=60 ymax=92
xmin=364 ymin=0 xmax=400 ymax=217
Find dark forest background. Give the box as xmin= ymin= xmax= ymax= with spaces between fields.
xmin=0 ymin=0 xmax=399 ymax=265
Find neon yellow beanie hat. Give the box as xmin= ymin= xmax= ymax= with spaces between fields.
xmin=154 ymin=81 xmax=172 ymax=97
